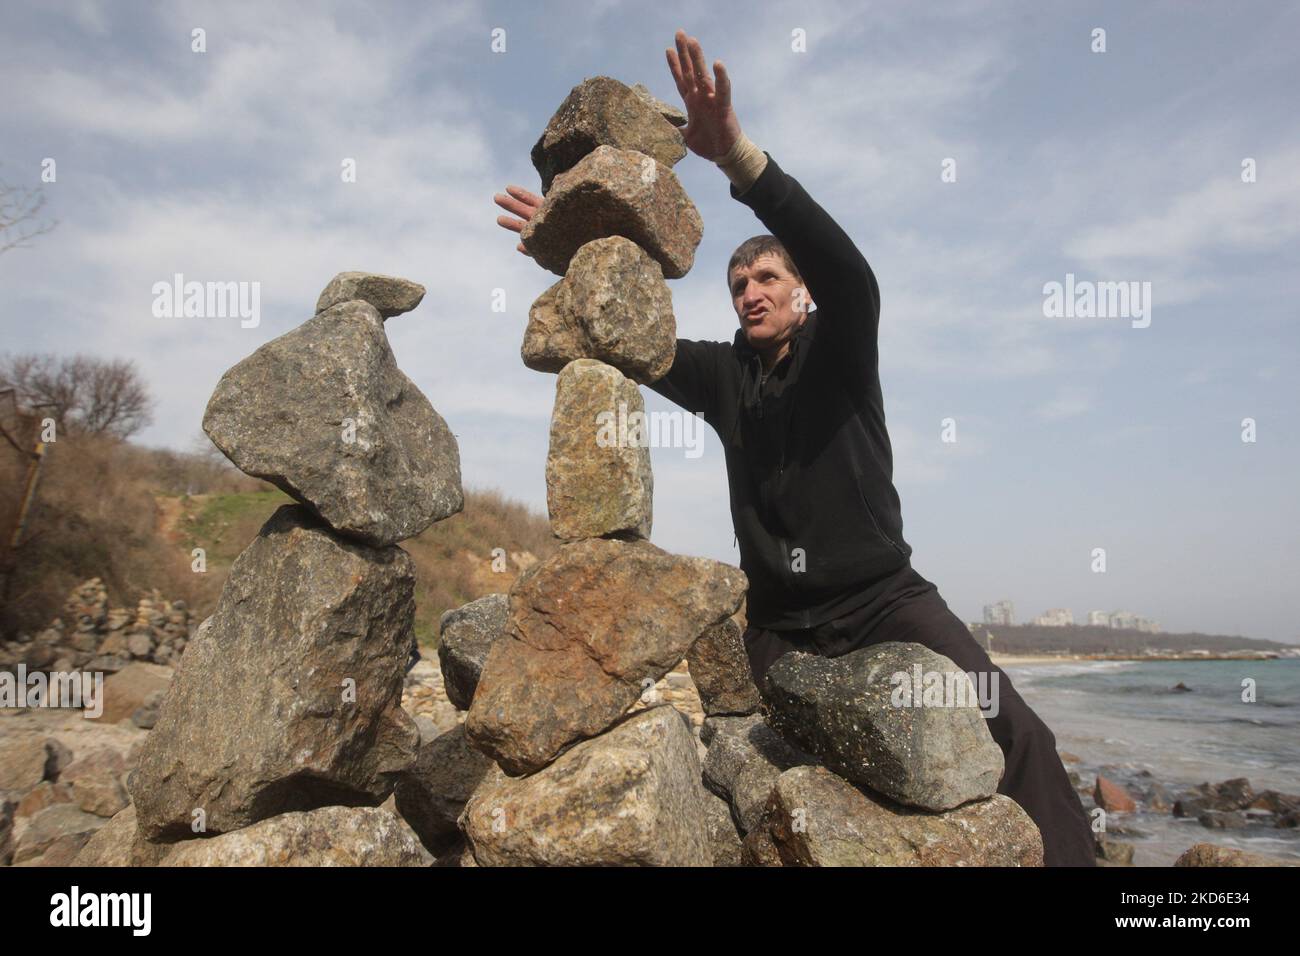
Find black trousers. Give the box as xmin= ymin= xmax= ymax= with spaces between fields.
xmin=742 ymin=564 xmax=1097 ymax=867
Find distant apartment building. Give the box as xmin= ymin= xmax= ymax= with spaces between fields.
xmin=1087 ymin=610 xmax=1161 ymax=633
xmin=983 ymin=600 xmax=1015 ymax=626
xmin=1031 ymin=608 xmax=1074 ymax=627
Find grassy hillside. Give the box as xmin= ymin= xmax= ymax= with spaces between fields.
xmin=173 ymin=486 xmax=556 ymax=643
xmin=1 ymin=429 xmax=557 ymax=644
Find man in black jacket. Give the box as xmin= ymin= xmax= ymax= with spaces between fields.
xmin=495 ymin=30 xmax=1096 ymax=867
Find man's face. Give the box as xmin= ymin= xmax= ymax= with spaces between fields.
xmin=729 ymin=253 xmax=808 ymax=354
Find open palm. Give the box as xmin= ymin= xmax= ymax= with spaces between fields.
xmin=665 ymin=29 xmax=742 ymax=162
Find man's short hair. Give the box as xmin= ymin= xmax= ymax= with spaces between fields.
xmin=726 ymin=235 xmax=802 ymax=291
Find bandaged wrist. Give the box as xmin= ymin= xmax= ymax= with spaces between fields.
xmin=715 ymin=132 xmax=768 ymax=193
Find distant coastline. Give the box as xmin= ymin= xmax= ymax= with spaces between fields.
xmin=989 ymin=651 xmax=1293 ymax=665
xmin=971 ymin=622 xmax=1299 ymax=661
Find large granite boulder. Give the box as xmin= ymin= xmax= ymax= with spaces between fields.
xmin=203 ymin=299 xmax=462 ymax=546
xmin=393 ymin=725 xmax=496 ymax=856
xmin=460 ymin=705 xmax=711 ymax=866
xmin=546 ymin=359 xmax=653 ymax=541
xmin=742 ymin=766 xmax=1043 ymax=867
xmin=762 ymin=643 xmax=1004 ymax=811
xmin=315 ymin=271 xmax=426 ymax=318
xmin=465 ymin=537 xmax=746 ymax=774
xmin=531 ymin=76 xmax=686 ymax=193
xmin=520 ymin=145 xmax=703 ymax=279
xmin=129 ymin=506 xmax=420 ymax=842
xmin=522 ymin=237 xmax=676 ymax=384
xmin=160 ymin=806 xmax=430 ymax=866
xmin=687 ymin=617 xmax=761 ymax=716
xmin=437 ymin=594 xmax=508 ymax=711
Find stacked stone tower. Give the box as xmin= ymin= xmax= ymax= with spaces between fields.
xmin=122 ymin=272 xmax=462 ymax=863
xmin=454 ymin=77 xmax=747 ymax=865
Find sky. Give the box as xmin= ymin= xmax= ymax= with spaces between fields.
xmin=2 ymin=1 xmax=1297 ymax=643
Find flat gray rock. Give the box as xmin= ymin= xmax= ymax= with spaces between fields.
xmin=315 ymin=271 xmax=426 ymax=318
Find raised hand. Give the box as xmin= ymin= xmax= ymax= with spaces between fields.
xmin=493 ymin=184 xmax=543 ymax=256
xmin=665 ymin=29 xmax=742 ymax=162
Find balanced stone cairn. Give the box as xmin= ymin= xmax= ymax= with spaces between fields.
xmin=445 ymin=76 xmax=747 ymax=866
xmin=108 ymin=271 xmax=462 ymax=865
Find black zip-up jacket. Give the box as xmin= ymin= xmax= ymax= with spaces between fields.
xmin=646 ymin=150 xmax=913 ymax=630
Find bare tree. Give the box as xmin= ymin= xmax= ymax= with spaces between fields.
xmin=0 ymin=172 xmax=56 ymax=255
xmin=0 ymin=353 xmax=154 ymax=439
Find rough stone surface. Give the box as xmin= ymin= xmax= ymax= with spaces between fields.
xmin=531 ymin=76 xmax=686 ymax=193
xmin=62 ymin=749 xmax=129 ymax=817
xmin=522 ymin=237 xmax=676 ymax=384
xmin=0 ymin=736 xmax=55 ymax=792
xmin=630 ymin=82 xmax=687 ymax=127
xmin=762 ymin=643 xmax=1004 ymax=811
xmin=702 ymin=789 xmax=745 ymax=866
xmin=465 ymin=537 xmax=746 ymax=774
xmin=437 ymin=594 xmax=508 ymax=710
xmin=129 ymin=506 xmax=420 ymax=842
xmin=520 ymin=145 xmax=703 ymax=279
xmin=546 ymin=359 xmax=653 ymax=541
xmin=74 ymin=804 xmax=169 ymax=867
xmin=13 ymin=802 xmax=106 ymax=864
xmin=1174 ymin=842 xmax=1300 ymax=867
xmin=742 ymin=766 xmax=1043 ymax=867
xmin=702 ymin=713 xmax=817 ymax=832
xmin=159 ymin=806 xmax=430 ymax=867
xmin=1094 ymin=774 xmax=1138 ymax=813
xmin=461 ymin=705 xmax=711 ymax=866
xmin=393 ymin=725 xmax=496 ymax=856
xmin=687 ymin=617 xmax=761 ymax=716
xmin=315 ymin=271 xmax=426 ymax=318
xmin=203 ymin=299 xmax=463 ymax=546
xmin=94 ymin=663 xmax=174 ymax=724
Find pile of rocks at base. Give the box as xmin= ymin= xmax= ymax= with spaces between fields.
xmin=694 ymin=631 xmax=1044 ymax=866
xmin=0 ymin=579 xmax=194 ymax=673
